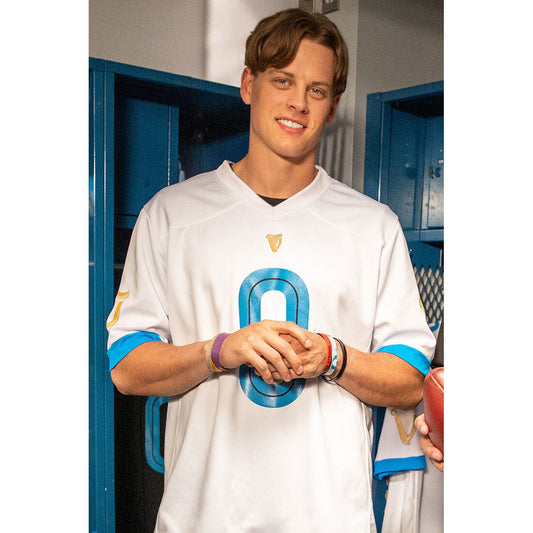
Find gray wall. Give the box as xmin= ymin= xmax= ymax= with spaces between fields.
xmin=353 ymin=0 xmax=443 ymax=191
xmin=89 ymin=0 xmax=443 ymax=192
xmin=90 ymin=0 xmax=207 ymax=78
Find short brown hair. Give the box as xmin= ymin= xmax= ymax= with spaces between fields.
xmin=245 ymin=8 xmax=349 ymax=96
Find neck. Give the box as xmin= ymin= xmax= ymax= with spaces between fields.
xmin=232 ymin=152 xmax=317 ymax=198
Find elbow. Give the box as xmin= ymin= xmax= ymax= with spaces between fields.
xmin=110 ymin=365 xmax=138 ymax=396
xmin=393 ymin=390 xmax=423 ymax=410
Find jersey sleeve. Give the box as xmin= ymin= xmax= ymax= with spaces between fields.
xmin=371 ymin=218 xmax=435 ymax=375
xmin=106 ymin=209 xmax=170 ymax=370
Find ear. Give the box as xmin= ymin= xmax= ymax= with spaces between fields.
xmin=326 ymin=95 xmax=341 ymax=125
xmin=240 ymin=67 xmax=254 ymax=105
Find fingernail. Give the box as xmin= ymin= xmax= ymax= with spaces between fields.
xmin=297 ymin=365 xmax=304 ymax=374
xmin=305 ymin=338 xmax=311 ymax=348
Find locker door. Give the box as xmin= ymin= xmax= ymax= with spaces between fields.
xmin=114 ymin=96 xmax=180 ymax=228
xmin=424 ymin=115 xmax=444 ymax=229
xmin=89 ymin=64 xmax=116 ymax=533
xmin=90 ymin=58 xmax=251 ymax=533
xmin=384 ymin=108 xmax=426 ymax=233
xmin=364 ymin=81 xmax=443 ymax=244
xmin=113 ymin=94 xmax=181 ymax=533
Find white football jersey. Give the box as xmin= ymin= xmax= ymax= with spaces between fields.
xmin=107 ymin=161 xmax=435 ymax=533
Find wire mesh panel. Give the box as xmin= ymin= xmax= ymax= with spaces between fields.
xmin=414 ymin=264 xmax=443 ymax=324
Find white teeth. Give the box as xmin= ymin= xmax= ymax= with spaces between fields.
xmin=277 ymin=119 xmax=304 ymax=129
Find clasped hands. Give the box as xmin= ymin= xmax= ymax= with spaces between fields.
xmin=218 ymin=320 xmax=330 ymax=384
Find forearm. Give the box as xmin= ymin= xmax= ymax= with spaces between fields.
xmin=110 ymin=320 xmax=309 ymax=397
xmin=271 ymin=333 xmax=424 ymax=409
xmin=336 ymin=345 xmax=424 ymax=410
xmin=110 ymin=340 xmax=212 ymax=397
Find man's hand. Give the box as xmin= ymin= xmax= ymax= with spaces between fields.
xmin=219 ymin=320 xmax=310 ymax=384
xmin=415 ymin=414 xmax=444 ymax=472
xmin=264 ymin=331 xmax=331 ymax=381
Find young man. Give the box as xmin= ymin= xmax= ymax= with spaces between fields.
xmin=107 ymin=9 xmax=435 ymax=532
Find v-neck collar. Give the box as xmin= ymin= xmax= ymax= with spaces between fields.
xmin=258 ymin=194 xmax=286 ymax=207
xmin=217 ymin=160 xmax=329 ymax=218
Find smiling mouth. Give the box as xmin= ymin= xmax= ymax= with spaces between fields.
xmin=277 ymin=118 xmax=305 ymax=130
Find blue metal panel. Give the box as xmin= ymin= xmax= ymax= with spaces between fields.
xmin=114 ymin=97 xmax=180 ymax=228
xmin=408 ymin=241 xmax=441 ymax=267
xmin=89 ymin=62 xmax=116 ymax=533
xmin=386 ymin=109 xmax=426 ymax=231
xmin=377 ymin=80 xmax=443 ymax=104
xmin=423 ymin=115 xmax=444 ymax=229
xmin=98 ymin=58 xmax=242 ymax=99
xmin=184 ymin=130 xmax=250 ymax=178
xmin=363 ymin=82 xmax=444 ymax=244
xmin=363 ymin=93 xmax=384 ymax=201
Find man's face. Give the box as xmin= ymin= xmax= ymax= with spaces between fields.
xmin=241 ymin=38 xmax=340 ymax=165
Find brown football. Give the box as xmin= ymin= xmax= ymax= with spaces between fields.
xmin=423 ymin=367 xmax=444 ymax=454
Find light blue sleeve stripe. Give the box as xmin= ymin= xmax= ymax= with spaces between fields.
xmin=377 ymin=344 xmax=431 ymax=376
xmin=107 ymin=331 xmax=162 ymax=371
xmin=373 ymin=456 xmax=427 ymax=480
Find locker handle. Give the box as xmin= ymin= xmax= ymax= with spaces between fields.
xmin=429 ymin=165 xmax=442 ymax=179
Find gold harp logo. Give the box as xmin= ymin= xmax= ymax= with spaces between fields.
xmin=266 ymin=234 xmax=283 ymax=253
xmin=391 ymin=409 xmax=417 ymax=445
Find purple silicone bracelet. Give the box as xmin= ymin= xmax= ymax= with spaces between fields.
xmin=211 ymin=333 xmax=230 ymax=370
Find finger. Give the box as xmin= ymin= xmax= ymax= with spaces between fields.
xmin=269 ymin=370 xmax=285 ymax=384
xmin=243 ymin=337 xmax=295 ymax=382
xmin=255 ymin=341 xmax=294 ymax=381
xmin=255 ymin=367 xmax=285 ymax=384
xmin=249 ymin=331 xmax=298 ymax=377
xmin=263 ymin=333 xmax=304 ymax=375
xmin=248 ymin=353 xmax=276 ymax=384
xmin=267 ymin=361 xmax=300 ymax=382
xmin=236 ymin=330 xmax=287 ymax=382
xmin=279 ymin=333 xmax=306 ymax=353
xmin=415 ymin=417 xmax=429 ymax=435
xmin=272 ymin=321 xmax=312 ymax=350
xmin=428 ymin=446 xmax=443 ymax=462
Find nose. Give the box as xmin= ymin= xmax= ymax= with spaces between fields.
xmin=287 ymin=87 xmax=309 ymax=114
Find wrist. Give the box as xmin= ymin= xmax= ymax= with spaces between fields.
xmin=318 ymin=333 xmax=339 ymax=377
xmin=205 ymin=333 xmax=231 ymax=372
xmin=317 ymin=333 xmax=332 ymax=374
xmin=322 ymin=337 xmax=347 ymax=382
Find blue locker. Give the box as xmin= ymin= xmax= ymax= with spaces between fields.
xmin=89 ymin=63 xmax=116 ymax=533
xmin=383 ymin=108 xmax=426 ymax=233
xmin=364 ymin=81 xmax=444 ymax=246
xmin=89 ymin=58 xmax=250 ymax=533
xmin=114 ymin=97 xmax=180 ymax=228
xmin=424 ymin=115 xmax=444 ymax=229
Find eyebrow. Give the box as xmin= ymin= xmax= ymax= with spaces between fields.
xmin=269 ymin=69 xmax=332 ymax=88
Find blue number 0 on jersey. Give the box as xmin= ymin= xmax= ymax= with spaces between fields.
xmin=238 ymin=267 xmax=309 ymax=408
